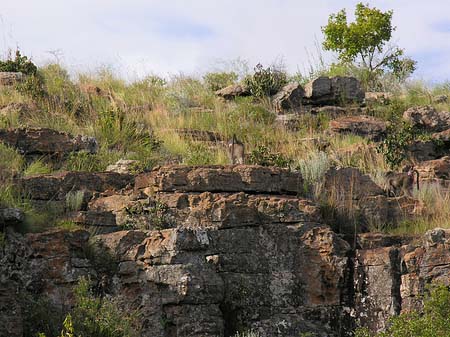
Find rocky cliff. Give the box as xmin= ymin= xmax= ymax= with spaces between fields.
xmin=1 ymin=165 xmax=450 ymax=337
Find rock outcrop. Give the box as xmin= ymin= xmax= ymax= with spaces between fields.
xmin=1 ymin=165 xmax=449 ymax=337
xmin=329 ymin=115 xmax=388 ymax=141
xmin=403 ymin=105 xmax=450 ymax=132
xmin=272 ymin=82 xmax=305 ymax=114
xmin=0 ymin=127 xmax=98 ymax=159
xmin=0 ymin=72 xmax=23 ymax=86
xmin=304 ymin=76 xmax=365 ymax=106
xmin=215 ymin=84 xmax=251 ymax=100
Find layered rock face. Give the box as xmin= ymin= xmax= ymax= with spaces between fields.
xmin=2 ymin=165 xmax=450 ymax=337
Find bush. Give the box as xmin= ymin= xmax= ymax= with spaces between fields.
xmin=356 ymin=284 xmax=450 ymax=337
xmin=244 ymin=63 xmax=287 ymax=97
xmin=203 ymin=71 xmax=238 ymax=91
xmin=376 ymin=121 xmax=420 ymax=169
xmin=248 ymin=145 xmax=292 ymax=168
xmin=0 ymin=49 xmax=38 ymax=75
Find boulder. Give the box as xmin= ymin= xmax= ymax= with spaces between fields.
xmin=365 ymin=92 xmax=392 ymax=104
xmin=403 ymin=105 xmax=450 ymax=132
xmin=304 ymin=76 xmax=365 ymax=106
xmin=0 ymin=127 xmax=98 ymax=157
xmin=0 ymin=72 xmax=23 ymax=86
xmin=215 ymin=84 xmax=250 ymax=100
xmin=0 ymin=208 xmax=25 ymax=227
xmin=407 ymin=140 xmax=444 ymax=162
xmin=106 ymin=159 xmax=141 ymax=174
xmin=329 ymin=115 xmax=388 ymax=141
xmin=433 ymin=94 xmax=448 ymax=104
xmin=272 ymin=82 xmax=305 ymax=113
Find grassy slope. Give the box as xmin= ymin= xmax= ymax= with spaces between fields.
xmin=1 ymin=63 xmax=450 ymax=234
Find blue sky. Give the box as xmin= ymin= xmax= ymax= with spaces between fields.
xmin=0 ymin=0 xmax=449 ymax=82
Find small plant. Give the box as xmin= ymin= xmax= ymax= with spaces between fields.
xmin=24 ymin=158 xmax=53 ymax=176
xmin=65 ymin=190 xmax=85 ymax=212
xmin=70 ymin=277 xmax=140 ymax=337
xmin=203 ymin=71 xmax=238 ymax=91
xmin=377 ymin=121 xmax=419 ymax=169
xmin=65 ymin=151 xmax=103 ymax=172
xmin=244 ymin=63 xmax=287 ymax=97
xmin=248 ymin=145 xmax=292 ymax=168
xmin=55 ymin=220 xmax=82 ymax=231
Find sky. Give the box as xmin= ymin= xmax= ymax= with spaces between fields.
xmin=0 ymin=0 xmax=449 ymax=82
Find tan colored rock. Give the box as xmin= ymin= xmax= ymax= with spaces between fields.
xmin=106 ymin=159 xmax=141 ymax=174
xmin=0 ymin=127 xmax=98 ymax=156
xmin=0 ymin=72 xmax=23 ymax=86
xmin=215 ymin=84 xmax=250 ymax=100
xmin=329 ymin=115 xmax=388 ymax=141
xmin=136 ymin=165 xmax=303 ymax=195
xmin=365 ymin=91 xmax=392 ymax=104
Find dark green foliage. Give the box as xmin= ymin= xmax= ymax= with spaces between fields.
xmin=0 ymin=50 xmax=38 ymax=75
xmin=21 ymin=294 xmax=64 ymax=337
xmin=244 ymin=64 xmax=287 ymax=97
xmin=83 ymin=239 xmax=118 ymax=277
xmin=322 ymin=3 xmax=416 ymax=89
xmin=377 ymin=122 xmax=418 ymax=169
xmin=248 ymin=145 xmax=292 ymax=168
xmin=356 ymin=284 xmax=450 ymax=337
xmin=203 ymin=71 xmax=238 ymax=91
xmin=70 ymin=277 xmax=140 ymax=337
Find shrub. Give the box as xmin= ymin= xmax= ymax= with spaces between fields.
xmin=0 ymin=49 xmax=38 ymax=75
xmin=376 ymin=122 xmax=419 ymax=169
xmin=248 ymin=145 xmax=292 ymax=168
xmin=70 ymin=277 xmax=140 ymax=337
xmin=203 ymin=71 xmax=238 ymax=91
xmin=24 ymin=159 xmax=53 ymax=176
xmin=65 ymin=191 xmax=85 ymax=212
xmin=244 ymin=63 xmax=287 ymax=98
xmin=356 ymin=284 xmax=450 ymax=337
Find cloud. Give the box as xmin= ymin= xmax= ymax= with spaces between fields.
xmin=0 ymin=0 xmax=449 ymax=81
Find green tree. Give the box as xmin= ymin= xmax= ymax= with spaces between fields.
xmin=321 ymin=3 xmax=416 ymax=89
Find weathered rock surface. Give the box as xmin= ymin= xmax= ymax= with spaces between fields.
xmin=272 ymin=82 xmax=305 ymax=113
xmin=433 ymin=94 xmax=448 ymax=104
xmin=135 ymin=165 xmax=303 ymax=195
xmin=215 ymin=84 xmax=251 ymax=100
xmin=0 ymin=102 xmax=38 ymax=119
xmin=0 ymin=208 xmax=25 ymax=227
xmin=17 ymin=171 xmax=134 ymax=214
xmin=304 ymin=76 xmax=365 ymax=106
xmin=414 ymin=156 xmax=450 ymax=189
xmin=323 ymin=167 xmax=418 ymax=227
xmin=2 ymin=165 xmax=450 ymax=337
xmin=365 ymin=92 xmax=392 ymax=104
xmin=403 ymin=105 xmax=450 ymax=132
xmin=329 ymin=115 xmax=388 ymax=141
xmin=0 ymin=72 xmax=23 ymax=86
xmin=106 ymin=159 xmax=141 ymax=174
xmin=0 ymin=127 xmax=98 ymax=158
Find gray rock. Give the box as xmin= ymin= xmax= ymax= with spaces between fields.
xmin=0 ymin=208 xmax=25 ymax=227
xmin=403 ymin=105 xmax=450 ymax=132
xmin=304 ymin=76 xmax=365 ymax=106
xmin=0 ymin=72 xmax=23 ymax=86
xmin=215 ymin=84 xmax=250 ymax=100
xmin=272 ymin=82 xmax=305 ymax=114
